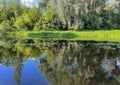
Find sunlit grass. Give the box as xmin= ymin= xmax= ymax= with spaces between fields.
xmin=7 ymin=30 xmax=120 ymax=42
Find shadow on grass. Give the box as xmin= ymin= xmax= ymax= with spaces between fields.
xmin=28 ymin=32 xmax=78 ymax=40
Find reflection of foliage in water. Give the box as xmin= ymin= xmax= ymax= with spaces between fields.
xmin=0 ymin=39 xmax=50 ymax=85
xmin=39 ymin=41 xmax=120 ymax=85
xmin=0 ymin=40 xmax=120 ymax=85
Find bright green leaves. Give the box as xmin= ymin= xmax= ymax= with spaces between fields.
xmin=34 ymin=8 xmax=56 ymax=31
xmin=14 ymin=6 xmax=55 ymax=31
xmin=0 ymin=0 xmax=120 ymax=31
xmin=14 ymin=13 xmax=30 ymax=30
xmin=14 ymin=7 xmax=42 ymax=31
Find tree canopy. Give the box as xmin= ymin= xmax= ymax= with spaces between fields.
xmin=0 ymin=0 xmax=120 ymax=31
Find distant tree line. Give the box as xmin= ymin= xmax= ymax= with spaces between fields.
xmin=0 ymin=0 xmax=120 ymax=31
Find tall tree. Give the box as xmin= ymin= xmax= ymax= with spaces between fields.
xmin=49 ymin=0 xmax=106 ymax=30
xmin=38 ymin=0 xmax=49 ymax=10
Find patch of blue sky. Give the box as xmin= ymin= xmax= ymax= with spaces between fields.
xmin=105 ymin=0 xmax=112 ymax=4
xmin=20 ymin=0 xmax=39 ymax=7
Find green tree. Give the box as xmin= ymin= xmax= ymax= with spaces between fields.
xmin=14 ymin=7 xmax=42 ymax=30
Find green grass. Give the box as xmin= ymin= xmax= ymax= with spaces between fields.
xmin=7 ymin=30 xmax=120 ymax=42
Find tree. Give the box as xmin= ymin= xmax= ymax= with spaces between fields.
xmin=49 ymin=0 xmax=106 ymax=30
xmin=38 ymin=0 xmax=49 ymax=10
xmin=14 ymin=7 xmax=42 ymax=30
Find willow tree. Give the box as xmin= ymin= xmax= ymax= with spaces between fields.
xmin=84 ymin=0 xmax=105 ymax=29
xmin=49 ymin=0 xmax=106 ymax=30
xmin=38 ymin=0 xmax=49 ymax=10
xmin=49 ymin=0 xmax=83 ymax=30
xmin=106 ymin=0 xmax=120 ymax=29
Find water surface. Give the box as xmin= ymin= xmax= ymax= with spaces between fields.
xmin=0 ymin=39 xmax=120 ymax=85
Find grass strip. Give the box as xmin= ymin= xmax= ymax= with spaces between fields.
xmin=7 ymin=30 xmax=120 ymax=42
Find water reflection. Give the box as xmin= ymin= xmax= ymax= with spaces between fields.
xmin=116 ymin=57 xmax=120 ymax=69
xmin=0 ymin=40 xmax=120 ymax=85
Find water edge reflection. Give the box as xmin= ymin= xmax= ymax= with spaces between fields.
xmin=0 ymin=40 xmax=120 ymax=85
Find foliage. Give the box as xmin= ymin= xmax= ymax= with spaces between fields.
xmin=14 ymin=7 xmax=42 ymax=31
xmin=34 ymin=8 xmax=56 ymax=31
xmin=49 ymin=0 xmax=120 ymax=30
xmin=0 ymin=0 xmax=120 ymax=31
xmin=1 ymin=40 xmax=120 ymax=85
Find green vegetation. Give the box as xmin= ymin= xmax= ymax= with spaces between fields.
xmin=0 ymin=0 xmax=120 ymax=42
xmin=1 ymin=0 xmax=120 ymax=84
xmin=8 ymin=30 xmax=120 ymax=42
xmin=0 ymin=40 xmax=120 ymax=85
xmin=0 ymin=0 xmax=120 ymax=32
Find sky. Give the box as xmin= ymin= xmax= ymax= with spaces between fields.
xmin=21 ymin=0 xmax=39 ymax=7
xmin=20 ymin=0 xmax=114 ymax=7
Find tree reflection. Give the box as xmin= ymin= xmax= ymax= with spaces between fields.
xmin=0 ymin=40 xmax=120 ymax=85
xmin=14 ymin=63 xmax=23 ymax=85
xmin=39 ymin=41 xmax=120 ymax=85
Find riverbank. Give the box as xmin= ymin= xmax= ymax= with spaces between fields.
xmin=7 ymin=30 xmax=120 ymax=42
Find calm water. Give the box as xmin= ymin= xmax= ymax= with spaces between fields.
xmin=0 ymin=39 xmax=120 ymax=85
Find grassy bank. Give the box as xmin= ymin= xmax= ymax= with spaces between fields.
xmin=7 ymin=30 xmax=120 ymax=42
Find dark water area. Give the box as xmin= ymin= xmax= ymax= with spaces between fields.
xmin=0 ymin=39 xmax=120 ymax=85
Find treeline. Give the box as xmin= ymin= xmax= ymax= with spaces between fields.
xmin=0 ymin=0 xmax=120 ymax=31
